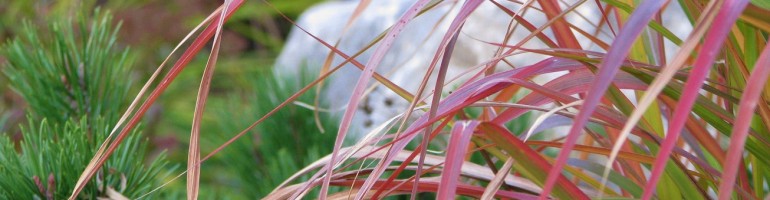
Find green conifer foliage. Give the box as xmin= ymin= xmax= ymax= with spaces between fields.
xmin=0 ymin=10 xmax=171 ymax=199
xmin=3 ymin=10 xmax=131 ymax=124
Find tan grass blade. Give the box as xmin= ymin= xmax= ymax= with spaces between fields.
xmin=480 ymin=157 xmax=514 ymax=200
xmin=275 ymin=106 xmax=428 ymax=197
xmin=266 ymin=146 xmax=542 ymax=199
xmin=523 ymin=100 xmax=583 ymax=141
xmin=187 ymin=1 xmax=230 ymax=199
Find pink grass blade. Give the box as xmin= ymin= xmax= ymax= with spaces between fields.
xmin=484 ymin=0 xmax=547 ymax=76
xmin=335 ymin=54 xmax=651 ymax=198
xmin=271 ymin=10 xmax=417 ymax=103
xmin=716 ymin=38 xmax=770 ymax=200
xmin=68 ymin=2 xmax=244 ymax=198
xmin=538 ymin=1 xmax=670 ymax=199
xmin=267 ymin=144 xmax=542 ymax=199
xmin=318 ymin=0 xmax=433 ymax=198
xmin=315 ymin=55 xmax=642 ymax=200
xmin=641 ymin=0 xmax=751 ymax=199
xmin=328 ymin=179 xmax=537 ymax=199
xmin=308 ymin=144 xmax=541 ymax=199
xmin=451 ymin=1 xmax=591 ymax=91
xmin=313 ymin=0 xmax=373 ymax=133
xmin=493 ymin=70 xmax=651 ymax=131
xmin=446 ymin=0 xmax=588 ymax=89
xmin=183 ymin=2 xmax=437 ymax=198
xmin=187 ymin=1 xmax=231 ymax=199
xmin=355 ymin=67 xmax=565 ymax=198
xmin=371 ymin=117 xmax=452 ymax=199
xmin=411 ymin=28 xmax=458 ymax=197
xmin=410 ymin=1 xmax=481 ymax=197
xmin=598 ymin=0 xmax=724 ymax=191
xmin=360 ymin=57 xmax=588 ymax=199
xmin=437 ymin=121 xmax=479 ymax=199
xmin=489 ymin=0 xmax=558 ymax=48
xmin=498 ymin=0 xmax=588 ymax=67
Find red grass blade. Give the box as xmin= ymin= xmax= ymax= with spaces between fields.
xmin=489 ymin=0 xmax=558 ymax=48
xmin=598 ymin=0 xmax=723 ymax=193
xmin=313 ymin=0 xmax=373 ymax=134
xmin=286 ymin=54 xmax=649 ymax=199
xmin=329 ymin=179 xmax=538 ymax=199
xmin=410 ymin=1 xmax=481 ymax=197
xmin=320 ymin=0 xmax=433 ymax=198
xmin=361 ymin=56 xmax=589 ymax=199
xmin=536 ymin=1 xmax=670 ymax=199
xmin=641 ymin=0 xmax=751 ymax=199
xmin=182 ymin=2 xmax=446 ymax=198
xmin=371 ymin=117 xmax=451 ymax=199
xmin=716 ymin=34 xmax=770 ymax=200
xmin=411 ymin=27 xmax=460 ymax=198
xmin=537 ymin=0 xmax=584 ymax=50
xmin=68 ymin=1 xmax=244 ymax=198
xmin=70 ymin=9 xmax=223 ymax=199
xmin=480 ymin=122 xmax=588 ymax=199
xmin=437 ymin=121 xmax=479 ymax=199
xmin=268 ymin=143 xmax=543 ymax=199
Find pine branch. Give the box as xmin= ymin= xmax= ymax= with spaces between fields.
xmin=0 ymin=9 xmax=172 ymax=199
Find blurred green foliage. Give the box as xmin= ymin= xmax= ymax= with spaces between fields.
xmin=206 ymin=67 xmax=340 ymax=198
xmin=0 ymin=117 xmax=170 ymax=199
xmin=0 ymin=10 xmax=171 ymax=199
xmin=3 ymin=13 xmax=132 ymax=124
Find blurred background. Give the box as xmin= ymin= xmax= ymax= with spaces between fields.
xmin=0 ymin=0 xmax=341 ymax=198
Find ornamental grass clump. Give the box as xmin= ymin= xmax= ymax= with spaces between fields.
xmin=57 ymin=0 xmax=770 ymax=199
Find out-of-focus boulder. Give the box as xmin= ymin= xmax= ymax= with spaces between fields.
xmin=274 ymin=0 xmax=691 ymax=137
